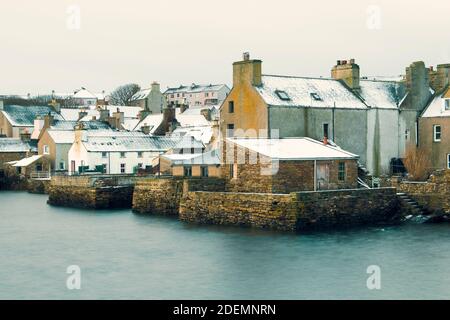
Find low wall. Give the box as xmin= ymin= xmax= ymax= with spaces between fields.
xmin=132 ymin=177 xmax=225 ymax=215
xmin=179 ymin=188 xmax=402 ymax=231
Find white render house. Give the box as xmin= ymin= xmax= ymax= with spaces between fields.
xmin=164 ymin=83 xmax=230 ymax=107
xmin=68 ymin=128 xmax=180 ymax=174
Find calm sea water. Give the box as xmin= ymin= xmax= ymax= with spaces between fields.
xmin=1 ymin=191 xmax=450 ymax=300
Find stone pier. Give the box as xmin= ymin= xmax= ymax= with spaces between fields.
xmin=48 ymin=175 xmax=138 ymax=209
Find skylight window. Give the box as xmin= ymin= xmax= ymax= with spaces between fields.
xmin=310 ymin=92 xmax=322 ymax=101
xmin=275 ymin=90 xmax=290 ymax=101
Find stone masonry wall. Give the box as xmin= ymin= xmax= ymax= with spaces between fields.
xmin=132 ymin=177 xmax=226 ymax=215
xmin=393 ymin=170 xmax=450 ymax=214
xmin=180 ymin=192 xmax=298 ymax=231
xmin=48 ymin=185 xmax=133 ymax=209
xmin=294 ymin=188 xmax=400 ymax=230
xmin=179 ymin=188 xmax=402 ymax=232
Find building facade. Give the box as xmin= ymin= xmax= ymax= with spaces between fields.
xmin=165 ymin=83 xmax=230 ymax=107
xmin=220 ymin=54 xmax=433 ymax=176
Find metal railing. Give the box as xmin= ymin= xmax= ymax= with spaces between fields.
xmin=30 ymin=171 xmax=51 ymax=180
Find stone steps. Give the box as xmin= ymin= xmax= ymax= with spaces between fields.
xmin=396 ymin=192 xmax=426 ymax=216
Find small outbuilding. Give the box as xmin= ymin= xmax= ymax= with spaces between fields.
xmin=223 ymin=137 xmax=359 ymax=193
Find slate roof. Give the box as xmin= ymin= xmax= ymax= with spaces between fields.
xmin=51 ymin=120 xmax=111 ymax=131
xmin=166 ymin=149 xmax=221 ymax=166
xmin=254 ymin=75 xmax=409 ymax=110
xmin=172 ymin=136 xmax=205 ymax=150
xmin=164 ymin=83 xmax=229 ymax=95
xmin=171 ymin=125 xmax=214 ymax=145
xmin=82 ymin=132 xmax=182 ymax=152
xmin=0 ymin=138 xmax=37 ymax=152
xmin=2 ymin=105 xmax=63 ymax=127
xmin=357 ymin=80 xmax=407 ymax=109
xmin=227 ymin=137 xmax=359 ymax=160
xmin=47 ymin=131 xmax=75 ymax=144
xmin=256 ymin=75 xmax=367 ymax=109
xmin=421 ymin=87 xmax=450 ymax=118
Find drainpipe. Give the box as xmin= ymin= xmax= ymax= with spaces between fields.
xmin=314 ymin=160 xmax=317 ymax=191
xmin=332 ymin=102 xmax=336 ymax=141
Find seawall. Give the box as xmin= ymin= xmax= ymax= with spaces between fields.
xmin=179 ymin=188 xmax=401 ymax=231
xmin=47 ymin=175 xmax=137 ymax=209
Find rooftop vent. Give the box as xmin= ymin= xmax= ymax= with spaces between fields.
xmin=275 ymin=90 xmax=290 ymax=101
xmin=310 ymin=92 xmax=322 ymax=101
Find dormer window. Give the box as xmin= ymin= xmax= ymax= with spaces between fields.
xmin=275 ymin=90 xmax=290 ymax=101
xmin=310 ymin=92 xmax=322 ymax=101
xmin=445 ymin=99 xmax=450 ymax=110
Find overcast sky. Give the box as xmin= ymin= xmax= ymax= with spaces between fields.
xmin=0 ymin=0 xmax=449 ymax=95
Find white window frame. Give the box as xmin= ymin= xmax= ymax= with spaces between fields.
xmin=433 ymin=125 xmax=442 ymax=142
xmin=43 ymin=145 xmax=49 ymax=155
xmin=120 ymin=163 xmax=126 ymax=173
xmin=447 ymin=154 xmax=450 ymax=169
xmin=59 ymin=161 xmax=65 ymax=170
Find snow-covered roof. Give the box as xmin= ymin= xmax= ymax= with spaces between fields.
xmin=131 ymin=88 xmax=151 ymax=101
xmin=172 ymin=135 xmax=205 ymax=150
xmin=13 ymin=155 xmax=43 ymax=167
xmin=176 ymin=114 xmax=210 ymax=127
xmin=167 ymin=149 xmax=221 ymax=166
xmin=255 ymin=75 xmax=367 ymax=109
xmin=421 ymin=88 xmax=450 ymax=118
xmin=81 ymin=131 xmax=181 ymax=152
xmin=358 ymin=80 xmax=407 ymax=109
xmin=61 ymin=105 xmax=142 ymax=122
xmin=164 ymin=83 xmax=229 ymax=95
xmin=171 ymin=125 xmax=213 ymax=145
xmin=47 ymin=130 xmax=75 ymax=144
xmin=2 ymin=105 xmax=63 ymax=127
xmin=51 ymin=120 xmax=111 ymax=131
xmin=181 ymin=105 xmax=219 ymax=118
xmin=227 ymin=137 xmax=359 ymax=160
xmin=73 ymin=88 xmax=97 ymax=99
xmin=0 ymin=138 xmax=37 ymax=152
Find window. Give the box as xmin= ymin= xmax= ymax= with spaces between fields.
xmin=227 ymin=124 xmax=235 ymax=137
xmin=120 ymin=152 xmax=126 ymax=158
xmin=228 ymin=101 xmax=234 ymax=113
xmin=433 ymin=125 xmax=441 ymax=142
xmin=447 ymin=154 xmax=450 ymax=169
xmin=310 ymin=92 xmax=322 ymax=101
xmin=59 ymin=161 xmax=65 ymax=170
xmin=201 ymin=166 xmax=209 ymax=177
xmin=43 ymin=145 xmax=49 ymax=154
xmin=205 ymin=92 xmax=209 ymax=97
xmin=445 ymin=99 xmax=450 ymax=110
xmin=120 ymin=163 xmax=126 ymax=173
xmin=137 ymin=151 xmax=143 ymax=158
xmin=184 ymin=166 xmax=192 ymax=177
xmin=102 ymin=152 xmax=107 ymax=158
xmin=338 ymin=162 xmax=346 ymax=181
xmin=405 ymin=130 xmax=410 ymax=141
xmin=323 ymin=123 xmax=329 ymax=138
xmin=138 ymin=163 xmax=143 ymax=169
xmin=229 ymin=164 xmax=234 ymax=179
xmin=102 ymin=164 xmax=107 ymax=174
xmin=275 ymin=90 xmax=290 ymax=101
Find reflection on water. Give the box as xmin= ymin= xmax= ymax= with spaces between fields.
xmin=1 ymin=191 xmax=450 ymax=299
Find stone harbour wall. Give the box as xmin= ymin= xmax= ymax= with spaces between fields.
xmin=48 ymin=185 xmax=134 ymax=209
xmin=180 ymin=192 xmax=298 ymax=231
xmin=294 ymin=188 xmax=401 ymax=230
xmin=393 ymin=170 xmax=450 ymax=214
xmin=132 ymin=177 xmax=226 ymax=215
xmin=179 ymin=188 xmax=402 ymax=232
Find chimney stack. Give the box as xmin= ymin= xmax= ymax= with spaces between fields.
xmin=331 ymin=58 xmax=360 ymax=90
xmin=429 ymin=63 xmax=450 ymax=92
xmin=141 ymin=123 xmax=151 ymax=135
xmin=406 ymin=61 xmax=431 ymax=111
xmin=233 ymin=52 xmax=262 ymax=87
xmin=20 ymin=129 xmax=31 ymax=142
xmin=44 ymin=113 xmax=54 ymax=129
xmin=200 ymin=108 xmax=212 ymax=121
xmin=74 ymin=122 xmax=85 ymax=143
xmin=99 ymin=107 xmax=110 ymax=122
